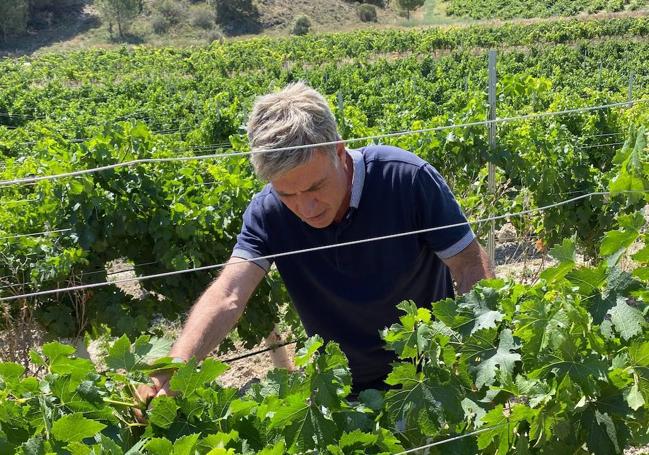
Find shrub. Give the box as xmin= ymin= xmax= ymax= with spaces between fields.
xmin=190 ymin=4 xmax=216 ymax=29
xmin=206 ymin=29 xmax=224 ymax=43
xmin=150 ymin=13 xmax=170 ymax=34
xmin=363 ymin=0 xmax=385 ymax=7
xmin=152 ymin=0 xmax=186 ymax=26
xmin=0 ymin=0 xmax=29 ymax=40
xmin=95 ymin=0 xmax=143 ymax=38
xmin=358 ymin=4 xmax=378 ymax=22
xmin=212 ymin=0 xmax=261 ymax=35
xmin=291 ymin=14 xmax=311 ymax=35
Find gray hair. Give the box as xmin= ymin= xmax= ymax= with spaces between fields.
xmin=247 ymin=81 xmax=340 ymax=181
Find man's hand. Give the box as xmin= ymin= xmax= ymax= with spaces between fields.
xmin=133 ymin=371 xmax=174 ymax=422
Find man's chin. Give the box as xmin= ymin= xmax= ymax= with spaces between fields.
xmin=304 ymin=213 xmax=332 ymax=228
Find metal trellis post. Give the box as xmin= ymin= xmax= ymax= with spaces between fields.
xmin=487 ymin=50 xmax=497 ymax=268
xmin=337 ymin=91 xmax=345 ymax=138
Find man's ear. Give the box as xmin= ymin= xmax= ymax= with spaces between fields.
xmin=335 ymin=141 xmax=346 ymax=160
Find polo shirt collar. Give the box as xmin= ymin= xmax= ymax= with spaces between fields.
xmin=348 ymin=148 xmax=365 ymax=209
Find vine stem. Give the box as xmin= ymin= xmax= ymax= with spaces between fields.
xmin=103 ymin=398 xmax=138 ymax=407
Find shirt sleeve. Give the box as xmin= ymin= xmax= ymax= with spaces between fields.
xmin=414 ymin=163 xmax=475 ymax=260
xmin=232 ymin=198 xmax=273 ymax=272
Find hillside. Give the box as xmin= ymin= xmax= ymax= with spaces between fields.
xmin=0 ymin=0 xmax=409 ymax=57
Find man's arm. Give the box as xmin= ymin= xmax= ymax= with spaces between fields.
xmin=137 ymin=258 xmax=266 ymax=403
xmin=168 ymin=257 xmax=266 ymax=361
xmin=442 ymin=239 xmax=495 ymax=294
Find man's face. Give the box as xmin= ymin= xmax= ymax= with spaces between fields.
xmin=271 ymin=144 xmax=351 ymax=228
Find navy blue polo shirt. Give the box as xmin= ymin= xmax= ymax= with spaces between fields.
xmin=233 ymin=145 xmax=474 ymax=387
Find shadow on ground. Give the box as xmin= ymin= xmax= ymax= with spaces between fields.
xmin=0 ymin=6 xmax=100 ymax=58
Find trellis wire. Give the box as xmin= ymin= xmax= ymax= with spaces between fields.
xmin=0 ymin=260 xmax=162 ymax=291
xmin=394 ymin=422 xmax=508 ymax=455
xmin=576 ymin=141 xmax=625 ymax=150
xmin=0 ymin=228 xmax=72 ymax=241
xmin=0 ymin=99 xmax=643 ymax=187
xmin=1 ymin=190 xmax=645 ymax=303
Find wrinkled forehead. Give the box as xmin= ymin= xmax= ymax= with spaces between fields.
xmin=270 ymin=151 xmax=336 ymax=194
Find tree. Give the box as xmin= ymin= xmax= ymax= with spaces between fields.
xmin=95 ymin=0 xmax=143 ymax=39
xmin=0 ymin=0 xmax=29 ymax=41
xmin=397 ymin=0 xmax=425 ymax=20
xmin=358 ymin=4 xmax=378 ymax=22
xmin=212 ymin=0 xmax=261 ymax=35
xmin=291 ymin=15 xmax=311 ymax=36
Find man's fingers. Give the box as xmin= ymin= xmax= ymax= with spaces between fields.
xmin=133 ymin=373 xmax=176 ymax=423
xmin=150 ymin=372 xmax=177 ymax=398
xmin=133 ymin=407 xmax=146 ymax=423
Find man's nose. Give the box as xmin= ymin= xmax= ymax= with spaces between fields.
xmin=297 ymin=194 xmax=319 ymax=217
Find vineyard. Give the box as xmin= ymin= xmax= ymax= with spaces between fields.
xmin=1 ymin=12 xmax=649 ymax=454
xmin=443 ymin=0 xmax=648 ymax=19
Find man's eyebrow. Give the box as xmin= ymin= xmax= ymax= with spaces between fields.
xmin=277 ymin=177 xmax=327 ymax=196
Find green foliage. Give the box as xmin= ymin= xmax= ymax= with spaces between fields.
xmin=2 ymin=220 xmax=649 ymax=453
xmin=0 ymin=0 xmax=28 ymax=40
xmin=291 ymin=14 xmax=311 ymax=36
xmin=397 ymin=0 xmax=425 ymax=19
xmin=445 ymin=0 xmax=645 ymax=19
xmin=95 ymin=0 xmax=144 ymax=38
xmin=189 ymin=3 xmax=217 ymax=30
xmin=212 ymin=0 xmax=261 ymax=35
xmin=358 ymin=4 xmax=378 ymax=22
xmin=3 ymin=13 xmax=649 ymax=385
xmin=152 ymin=0 xmax=187 ymax=26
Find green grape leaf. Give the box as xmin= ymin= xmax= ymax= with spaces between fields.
xmin=146 ymin=438 xmax=173 ymax=455
xmin=625 ymin=383 xmax=645 ymax=411
xmin=608 ymin=297 xmax=646 ymax=341
xmin=515 ymin=298 xmax=568 ymax=364
xmin=540 ymin=238 xmax=576 ymax=282
xmin=628 ymin=341 xmax=649 ymax=409
xmin=258 ymin=441 xmax=286 ymax=454
xmin=170 ymin=358 xmax=228 ymax=398
xmin=461 ymin=398 xmax=486 ymax=425
xmin=432 ymin=298 xmax=472 ymax=330
xmin=359 ymin=389 xmax=384 ymax=411
xmin=311 ymin=343 xmax=352 ymax=409
xmin=172 ymin=433 xmax=200 ymax=455
xmin=0 ymin=362 xmax=25 ymax=381
xmin=384 ymin=363 xmax=463 ymax=436
xmin=583 ymin=408 xmax=620 ymax=455
xmin=474 ymin=329 xmax=521 ymax=389
xmin=632 ymin=243 xmax=649 ymax=264
xmin=269 ymin=394 xmax=337 ymax=452
xmin=105 ymin=335 xmax=136 ymax=371
xmin=42 ymin=342 xmax=76 ymax=362
xmin=534 ymin=354 xmax=608 ymax=396
xmin=478 ymin=403 xmax=537 ymax=453
xmin=294 ymin=336 xmax=324 ymax=367
xmin=198 ymin=431 xmax=239 ymax=450
xmin=566 ymin=265 xmax=607 ymax=297
xmin=327 ymin=428 xmax=403 ymax=453
xmin=51 ymin=413 xmax=106 ymax=443
xmin=148 ymin=395 xmax=179 ymax=429
xmin=600 ymin=230 xmax=641 ymax=266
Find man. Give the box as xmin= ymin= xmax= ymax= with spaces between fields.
xmin=139 ymin=82 xmax=493 ymax=401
